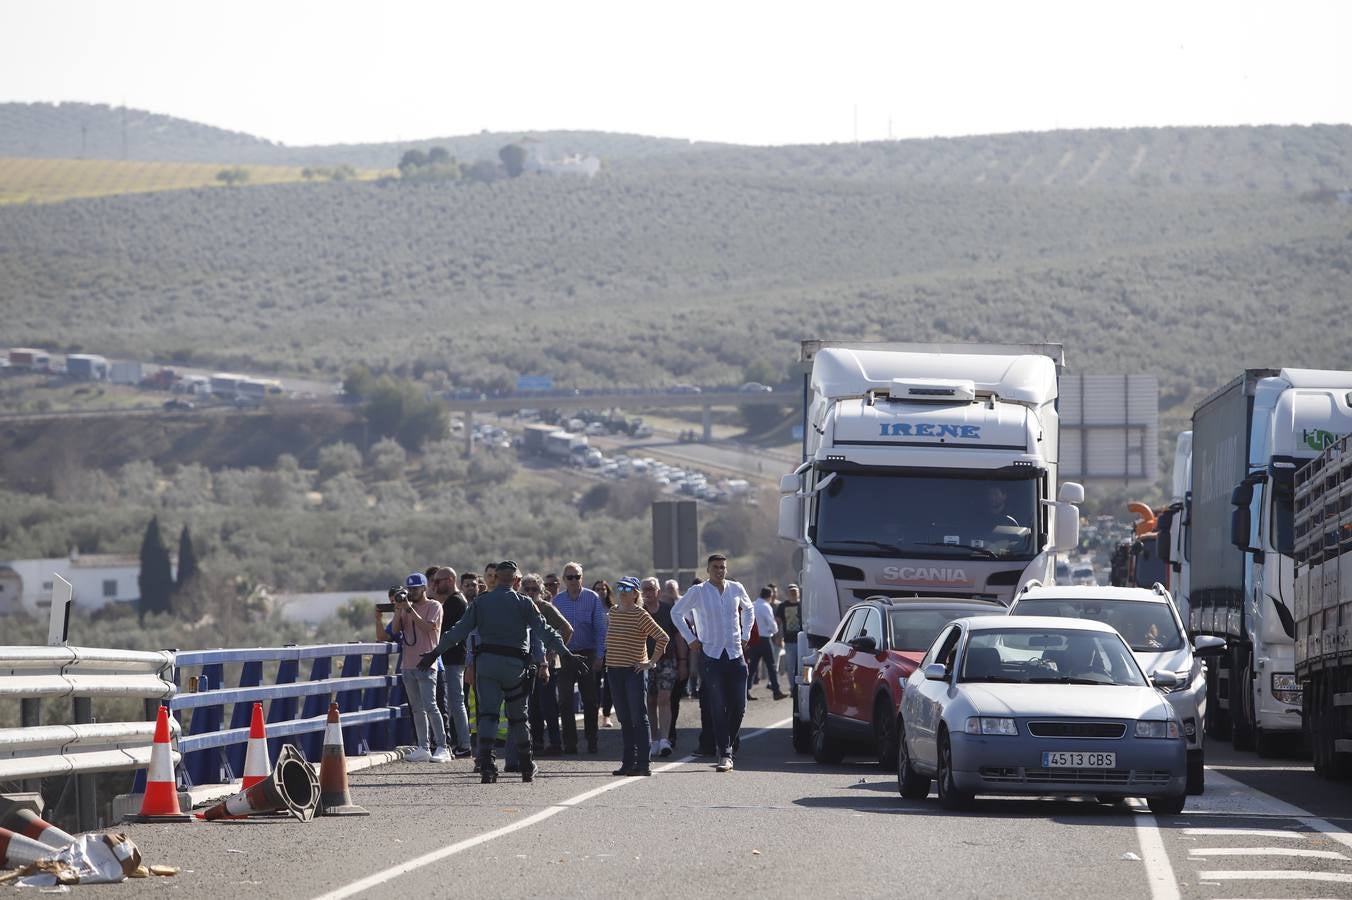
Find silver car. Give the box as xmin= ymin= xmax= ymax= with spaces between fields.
xmin=1007 ymin=583 xmax=1225 ymax=795
xmin=897 ymin=616 xmax=1188 ymax=814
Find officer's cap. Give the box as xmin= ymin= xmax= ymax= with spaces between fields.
xmin=495 ymin=560 xmax=520 ymax=573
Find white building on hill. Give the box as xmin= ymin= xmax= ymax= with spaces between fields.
xmin=0 ymin=548 xmax=174 ymax=617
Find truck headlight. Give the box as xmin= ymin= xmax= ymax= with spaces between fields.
xmin=1135 ymin=720 xmax=1181 ymax=740
xmin=1271 ymin=673 xmax=1302 ymax=705
xmin=965 ymin=716 xmax=1018 ymax=736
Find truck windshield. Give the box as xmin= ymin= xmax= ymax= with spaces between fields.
xmin=815 ymin=472 xmax=1040 ymax=560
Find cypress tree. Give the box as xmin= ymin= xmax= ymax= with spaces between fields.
xmin=137 ymin=517 xmax=173 ymax=619
xmin=176 ymin=525 xmax=198 ymax=588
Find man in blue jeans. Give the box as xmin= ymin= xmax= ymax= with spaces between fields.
xmin=672 ymin=554 xmax=754 ymax=773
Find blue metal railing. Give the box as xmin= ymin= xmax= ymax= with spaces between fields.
xmin=139 ymin=642 xmax=413 ymax=789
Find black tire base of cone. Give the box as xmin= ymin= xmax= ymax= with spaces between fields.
xmin=125 ymin=812 xmax=194 ymax=822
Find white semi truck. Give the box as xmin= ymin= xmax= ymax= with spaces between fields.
xmin=780 ymin=342 xmax=1084 ymax=747
xmin=1187 ymin=369 xmax=1352 ymax=755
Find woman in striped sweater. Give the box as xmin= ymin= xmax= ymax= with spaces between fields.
xmin=605 ymin=576 xmax=669 ymax=776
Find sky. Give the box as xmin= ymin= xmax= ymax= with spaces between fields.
xmin=1 ymin=0 xmax=1348 ymax=148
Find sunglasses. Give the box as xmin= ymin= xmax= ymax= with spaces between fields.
xmin=564 ymin=574 xmax=581 ymax=580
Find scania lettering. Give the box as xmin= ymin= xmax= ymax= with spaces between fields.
xmin=779 ymin=342 xmax=1083 ymax=748
xmin=1184 ymin=368 xmax=1352 ymax=756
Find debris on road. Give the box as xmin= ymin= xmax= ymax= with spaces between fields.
xmin=1120 ymin=851 xmax=1142 ymax=861
xmin=0 ymin=833 xmax=141 ymax=887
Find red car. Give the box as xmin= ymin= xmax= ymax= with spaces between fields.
xmin=807 ymin=597 xmax=1004 ymax=769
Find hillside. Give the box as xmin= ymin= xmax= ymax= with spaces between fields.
xmin=2 ymin=162 xmax=1349 ymax=416
xmin=0 ymin=156 xmax=385 ymax=204
xmin=0 ymin=102 xmax=715 ymax=168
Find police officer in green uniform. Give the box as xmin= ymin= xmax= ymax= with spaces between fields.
xmin=421 ymin=560 xmax=584 ymax=783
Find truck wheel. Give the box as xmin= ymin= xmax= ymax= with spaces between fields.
xmin=874 ymin=697 xmax=898 ymax=771
xmin=1186 ymin=749 xmax=1205 ymax=795
xmin=1147 ymin=791 xmax=1186 ymax=816
xmin=936 ymin=729 xmax=972 ymax=811
xmin=1254 ymin=726 xmax=1284 ymax=759
xmin=810 ymin=691 xmax=845 ymax=765
xmin=1230 ymin=660 xmax=1254 ymax=752
xmin=896 ymin=716 xmax=931 ymax=800
xmin=1205 ymin=666 xmax=1231 ymax=740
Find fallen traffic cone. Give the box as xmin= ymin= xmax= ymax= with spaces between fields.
xmin=0 ymin=826 xmax=55 ymax=869
xmin=241 ymin=702 xmax=271 ymax=790
xmin=199 ymin=744 xmax=319 ymax=823
xmin=0 ymin=799 xmax=75 ymax=849
xmin=125 ymin=706 xmax=192 ymax=823
xmin=317 ymin=703 xmax=368 ymax=817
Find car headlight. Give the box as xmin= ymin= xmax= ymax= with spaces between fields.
xmin=1135 ymin=720 xmax=1181 ymax=739
xmin=1271 ymin=672 xmax=1301 ymax=705
xmin=965 ymin=716 xmax=1018 ymax=736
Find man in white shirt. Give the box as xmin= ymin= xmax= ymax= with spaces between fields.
xmin=672 ymin=553 xmax=754 ymax=772
xmin=748 ymin=587 xmax=785 ymax=700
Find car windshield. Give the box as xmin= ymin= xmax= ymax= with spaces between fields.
xmin=888 ymin=608 xmax=970 ymax=652
xmin=815 ymin=471 xmax=1040 ymax=561
xmin=959 ymin=628 xmax=1147 ymax=686
xmin=1011 ymin=598 xmax=1184 ymax=652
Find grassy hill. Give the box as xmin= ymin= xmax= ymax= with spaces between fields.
xmin=0 ymin=102 xmax=716 ymax=168
xmin=0 ymin=156 xmax=387 ymax=204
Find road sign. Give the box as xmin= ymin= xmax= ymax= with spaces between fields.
xmin=48 ymin=573 xmax=72 ymax=646
xmin=515 ymin=375 xmax=554 ymax=392
xmin=652 ymin=500 xmax=699 ymax=585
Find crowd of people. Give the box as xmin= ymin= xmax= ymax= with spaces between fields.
xmin=385 ymin=554 xmax=804 ymax=782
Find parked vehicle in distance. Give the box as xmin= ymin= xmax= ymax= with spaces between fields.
xmin=1071 ymin=565 xmax=1096 ymax=586
xmin=671 ymin=384 xmax=702 ymax=394
xmin=896 ymin=616 xmax=1188 ymax=813
xmin=803 ymin=597 xmax=1005 ymax=765
xmin=163 ymin=398 xmax=194 ymax=411
xmin=739 ymin=381 xmax=773 ymax=393
xmin=1007 ymin=583 xmax=1225 ymax=794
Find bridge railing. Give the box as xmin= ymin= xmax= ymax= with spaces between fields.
xmin=164 ymin=641 xmax=411 ymax=788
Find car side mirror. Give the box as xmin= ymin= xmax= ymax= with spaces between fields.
xmin=923 ymin=663 xmax=948 ymax=681
xmin=1151 ymin=670 xmax=1182 ymax=690
xmin=1193 ymin=635 xmax=1226 ymax=657
xmin=849 ymin=635 xmax=877 ymax=653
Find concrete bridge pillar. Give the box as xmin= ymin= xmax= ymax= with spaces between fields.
xmin=702 ymin=403 xmax=712 ymax=442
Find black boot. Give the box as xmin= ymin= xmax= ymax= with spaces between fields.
xmin=519 ymin=744 xmax=538 ymax=782
xmin=479 ymin=750 xmax=498 ymax=784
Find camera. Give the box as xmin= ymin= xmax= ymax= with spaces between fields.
xmin=389 ymin=586 xmax=409 ymax=604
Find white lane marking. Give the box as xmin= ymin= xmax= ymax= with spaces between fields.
xmin=1195 ymin=771 xmax=1352 ymax=853
xmin=1188 ymin=847 xmax=1349 ymax=860
xmin=1134 ymin=811 xmax=1182 ymax=900
xmin=314 ymin=716 xmax=794 ymax=900
xmin=1184 ymin=829 xmax=1307 ymax=840
xmin=1198 ymin=871 xmax=1352 ymax=884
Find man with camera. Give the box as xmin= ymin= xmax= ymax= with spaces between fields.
xmin=394 ymin=573 xmax=452 ymax=763
xmin=422 ymin=560 xmax=586 ymax=783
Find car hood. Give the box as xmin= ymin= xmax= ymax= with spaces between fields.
xmin=961 ymin=683 xmax=1174 ymax=720
xmin=1132 ymin=646 xmax=1192 ymax=677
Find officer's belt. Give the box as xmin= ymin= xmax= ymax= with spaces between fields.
xmin=477 ymin=643 xmax=531 ymax=663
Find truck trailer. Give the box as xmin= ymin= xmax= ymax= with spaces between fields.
xmin=1293 ymin=435 xmax=1352 ymax=779
xmin=780 ymin=342 xmax=1083 ymax=749
xmin=1187 ymin=369 xmax=1352 ymax=755
xmin=64 ymin=354 xmax=109 ymax=380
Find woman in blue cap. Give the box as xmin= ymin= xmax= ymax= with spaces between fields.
xmin=604 ymin=576 xmax=669 ymax=775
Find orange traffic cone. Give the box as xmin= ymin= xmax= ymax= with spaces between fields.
xmin=317 ymin=703 xmax=368 ymax=817
xmin=198 ymin=744 xmax=320 ymax=822
xmin=0 ymin=826 xmax=56 ymax=868
xmin=125 ymin=705 xmax=192 ymax=823
xmin=0 ymin=799 xmax=74 ymax=849
xmin=241 ymin=702 xmax=270 ymax=790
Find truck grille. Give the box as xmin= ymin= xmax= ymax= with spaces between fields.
xmin=1026 ymin=721 xmax=1126 ymax=739
xmin=980 ymin=767 xmax=1172 ymax=786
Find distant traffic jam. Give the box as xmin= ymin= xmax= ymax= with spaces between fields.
xmin=779 ymin=343 xmax=1352 ymax=814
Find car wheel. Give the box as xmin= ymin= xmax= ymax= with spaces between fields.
xmin=792 ymin=715 xmax=811 ymax=755
xmin=1147 ymin=791 xmax=1186 ymax=816
xmin=810 ymin=690 xmax=845 ymax=764
xmin=874 ymin=697 xmax=898 ymax=771
xmin=895 ymin=716 xmax=931 ymax=800
xmin=1186 ymin=749 xmax=1205 ymax=795
xmin=936 ymin=729 xmax=972 ymax=811
xmin=1254 ymin=725 xmax=1284 ymax=759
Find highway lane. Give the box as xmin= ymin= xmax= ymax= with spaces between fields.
xmin=99 ymin=695 xmax=1352 ymax=900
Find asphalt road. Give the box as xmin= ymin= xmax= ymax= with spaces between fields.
xmin=85 ymin=697 xmax=1352 ymax=899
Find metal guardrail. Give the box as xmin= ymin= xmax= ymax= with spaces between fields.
xmin=166 ymin=641 xmax=410 ymax=788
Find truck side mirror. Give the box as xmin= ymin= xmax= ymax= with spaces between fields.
xmin=779 ymin=493 xmax=804 ymax=543
xmin=779 ymin=473 xmax=800 ymax=494
xmin=1057 ymin=481 xmax=1084 ymax=504
xmin=1229 ymin=507 xmax=1251 ymax=552
xmin=1051 ymin=503 xmax=1080 ymax=553
xmin=1230 ymin=482 xmax=1253 ymax=507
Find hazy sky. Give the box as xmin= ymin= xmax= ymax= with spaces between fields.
xmin=2 ymin=0 xmax=1348 ymax=147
